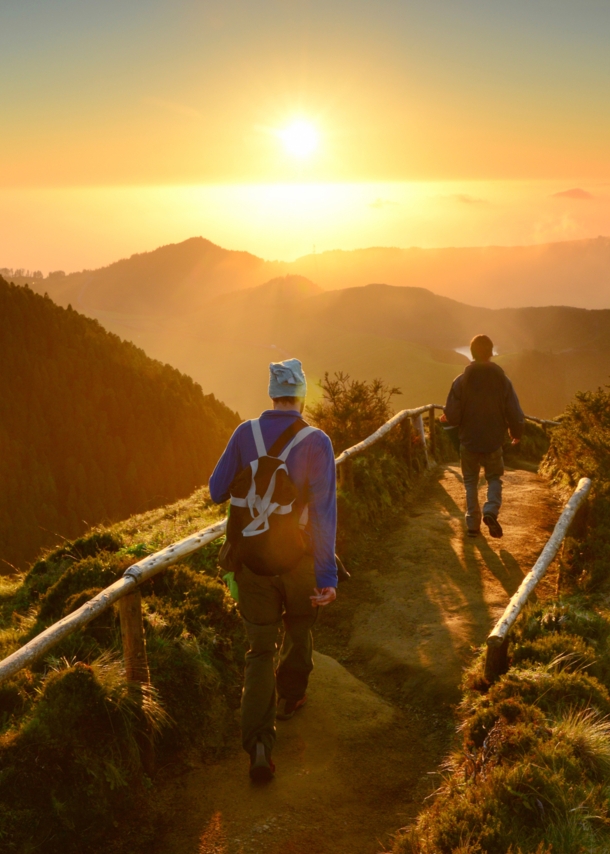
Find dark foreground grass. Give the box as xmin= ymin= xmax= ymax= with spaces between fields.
xmin=0 ymin=490 xmax=245 ymax=854
xmin=393 ymin=598 xmax=610 ymax=854
xmin=392 ymin=392 xmax=610 ymax=854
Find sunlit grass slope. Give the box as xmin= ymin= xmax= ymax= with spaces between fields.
xmin=395 ymin=388 xmax=610 ymax=854
xmin=0 ymin=488 xmax=242 ymax=854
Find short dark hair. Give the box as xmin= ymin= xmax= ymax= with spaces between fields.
xmin=272 ymin=396 xmax=303 ymax=405
xmin=470 ymin=334 xmax=494 ymax=361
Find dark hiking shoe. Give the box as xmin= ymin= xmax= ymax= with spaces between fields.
xmin=249 ymin=740 xmax=275 ymax=783
xmin=483 ymin=514 xmax=503 ymax=539
xmin=466 ymin=528 xmax=480 ymax=538
xmin=276 ymin=695 xmax=307 ymax=720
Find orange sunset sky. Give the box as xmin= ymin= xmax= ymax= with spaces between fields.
xmin=2 ymin=0 xmax=610 ymax=272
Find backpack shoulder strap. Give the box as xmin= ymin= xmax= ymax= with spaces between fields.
xmin=267 ymin=417 xmax=308 ymax=457
xmin=250 ymin=419 xmax=267 ymax=458
xmin=278 ymin=425 xmax=317 ymax=462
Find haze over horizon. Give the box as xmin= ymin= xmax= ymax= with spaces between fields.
xmin=3 ymin=1 xmax=610 ymax=291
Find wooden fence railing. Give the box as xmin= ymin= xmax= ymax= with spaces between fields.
xmin=0 ymin=406 xmax=564 ymax=689
xmin=484 ymin=476 xmax=592 ymax=682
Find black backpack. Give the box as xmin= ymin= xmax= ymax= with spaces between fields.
xmin=224 ymin=417 xmax=316 ymax=576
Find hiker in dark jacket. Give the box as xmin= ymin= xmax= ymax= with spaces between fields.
xmin=440 ymin=334 xmax=524 ymax=539
xmin=209 ymin=358 xmax=337 ymax=783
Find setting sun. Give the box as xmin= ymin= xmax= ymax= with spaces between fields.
xmin=279 ymin=120 xmax=319 ymax=158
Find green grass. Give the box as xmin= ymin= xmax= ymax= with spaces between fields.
xmin=393 ymin=600 xmax=610 ymax=854
xmin=393 ymin=389 xmax=610 ymax=854
xmin=0 ymin=488 xmax=244 ymax=854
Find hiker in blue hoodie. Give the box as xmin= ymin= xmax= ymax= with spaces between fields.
xmin=209 ymin=358 xmax=338 ymax=783
xmin=440 ymin=334 xmax=524 ymax=539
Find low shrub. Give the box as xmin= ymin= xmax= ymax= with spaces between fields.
xmin=307 ymin=371 xmax=457 ymax=560
xmin=394 ymin=602 xmax=610 ymax=854
xmin=395 ymin=385 xmax=610 ymax=854
xmin=541 ymin=386 xmax=610 ymax=591
xmin=0 ymin=491 xmax=244 ymax=853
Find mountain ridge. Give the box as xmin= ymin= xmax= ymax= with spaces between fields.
xmin=21 ymin=235 xmax=610 ymax=419
xmin=27 ymin=233 xmax=610 ymax=315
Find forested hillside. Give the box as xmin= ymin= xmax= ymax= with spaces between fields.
xmin=0 ymin=278 xmax=239 ymax=569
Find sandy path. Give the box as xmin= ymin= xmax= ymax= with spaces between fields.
xmin=153 ymin=465 xmax=560 ymax=854
xmin=349 ymin=465 xmax=560 ymax=705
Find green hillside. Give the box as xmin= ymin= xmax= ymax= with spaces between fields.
xmin=0 ymin=278 xmax=239 ymax=569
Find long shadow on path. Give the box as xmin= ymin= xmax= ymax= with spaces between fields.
xmin=348 ymin=464 xmax=558 ymax=706
xmin=153 ymin=464 xmax=560 ymax=854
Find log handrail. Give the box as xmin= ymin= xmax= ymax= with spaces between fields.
xmin=484 ymin=476 xmax=592 ymax=681
xmin=0 ymin=520 xmax=228 ymax=685
xmin=334 ymin=404 xmax=445 ymax=465
xmin=0 ymin=405 xmax=564 ymax=685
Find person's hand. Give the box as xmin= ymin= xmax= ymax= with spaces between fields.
xmin=439 ymin=413 xmax=448 ymax=423
xmin=511 ymin=437 xmax=520 ymax=445
xmin=310 ymin=587 xmax=336 ymax=607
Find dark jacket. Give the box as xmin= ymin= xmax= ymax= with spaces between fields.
xmin=444 ymin=361 xmax=524 ymax=454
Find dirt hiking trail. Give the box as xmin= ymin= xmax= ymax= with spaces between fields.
xmin=153 ymin=465 xmax=560 ymax=854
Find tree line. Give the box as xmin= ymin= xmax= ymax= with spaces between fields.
xmin=0 ymin=277 xmax=240 ymax=569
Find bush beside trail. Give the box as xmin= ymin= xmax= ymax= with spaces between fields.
xmin=393 ymin=387 xmax=610 ymax=854
xmin=0 ymin=491 xmax=245 ymax=854
xmin=307 ymin=372 xmax=457 ymax=563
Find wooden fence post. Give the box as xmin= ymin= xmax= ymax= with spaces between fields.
xmin=413 ymin=413 xmax=430 ymax=469
xmin=403 ymin=417 xmax=412 ymax=476
xmin=484 ymin=635 xmax=509 ymax=683
xmin=428 ymin=405 xmax=436 ymax=459
xmin=119 ymin=589 xmax=154 ymax=773
xmin=337 ymin=458 xmax=354 ymax=491
xmin=119 ymin=589 xmax=150 ymax=685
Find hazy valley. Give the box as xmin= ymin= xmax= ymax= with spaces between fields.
xmin=24 ymin=235 xmax=610 ymax=419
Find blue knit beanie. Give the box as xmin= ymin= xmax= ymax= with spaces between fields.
xmin=268 ymin=358 xmax=307 ymax=399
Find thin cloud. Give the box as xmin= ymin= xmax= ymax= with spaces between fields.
xmin=450 ymin=194 xmax=488 ymax=205
xmin=369 ymin=198 xmax=399 ymax=209
xmin=143 ymin=97 xmax=202 ymax=120
xmin=552 ymin=188 xmax=594 ymax=200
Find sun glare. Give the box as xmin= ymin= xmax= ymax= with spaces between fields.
xmin=279 ymin=120 xmax=319 ymax=158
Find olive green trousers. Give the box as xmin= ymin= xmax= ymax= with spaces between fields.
xmin=235 ymin=555 xmax=317 ymax=755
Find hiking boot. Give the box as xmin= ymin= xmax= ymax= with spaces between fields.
xmin=466 ymin=528 xmax=480 ymax=538
xmin=483 ymin=514 xmax=503 ymax=539
xmin=276 ymin=695 xmax=307 ymax=720
xmin=249 ymin=740 xmax=275 ymax=783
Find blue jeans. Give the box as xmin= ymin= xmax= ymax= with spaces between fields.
xmin=460 ymin=445 xmax=504 ymax=532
